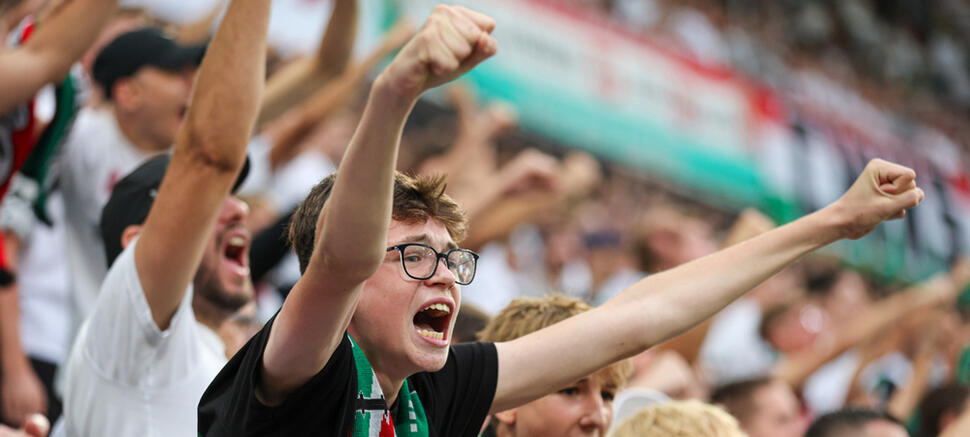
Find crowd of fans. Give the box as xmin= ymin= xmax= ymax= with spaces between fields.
xmin=0 ymin=0 xmax=968 ymax=436
xmin=570 ymin=0 xmax=970 ymax=155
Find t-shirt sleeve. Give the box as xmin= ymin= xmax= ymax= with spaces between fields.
xmin=415 ymin=342 xmax=498 ymax=437
xmin=198 ymin=317 xmax=357 ymax=437
xmin=78 ymin=238 xmax=196 ymax=383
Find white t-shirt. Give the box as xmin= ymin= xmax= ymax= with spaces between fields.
xmin=58 ymin=240 xmax=226 ymax=437
xmin=17 ymin=193 xmax=72 ymax=365
xmin=58 ymin=107 xmax=158 ymax=323
xmin=699 ymin=298 xmax=777 ymax=385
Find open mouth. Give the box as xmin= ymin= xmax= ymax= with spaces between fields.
xmin=222 ymin=235 xmax=249 ymax=274
xmin=413 ymin=303 xmax=452 ymax=342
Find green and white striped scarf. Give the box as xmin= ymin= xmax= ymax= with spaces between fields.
xmin=350 ymin=336 xmax=429 ymax=437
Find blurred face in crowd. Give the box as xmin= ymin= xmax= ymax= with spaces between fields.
xmin=113 ymin=66 xmax=197 ymax=151
xmin=494 ymin=370 xmax=618 ymax=437
xmin=741 ymin=381 xmax=805 ymax=437
xmin=193 ymin=196 xmax=254 ymax=313
xmin=822 ymin=270 xmax=871 ymax=325
xmin=766 ymin=301 xmax=828 ymax=354
xmin=349 ymin=218 xmax=461 ymax=378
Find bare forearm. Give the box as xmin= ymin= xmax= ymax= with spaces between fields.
xmin=0 ymin=0 xmax=117 ymax=113
xmin=614 ymin=208 xmax=838 ymax=350
xmin=0 ymin=289 xmax=26 ymax=373
xmin=179 ymin=0 xmax=270 ymax=169
xmin=307 ymin=78 xmax=414 ymax=280
xmin=314 ymin=0 xmax=357 ymax=75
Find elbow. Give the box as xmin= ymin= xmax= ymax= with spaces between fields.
xmin=311 ymin=244 xmax=383 ymax=284
xmin=176 ymin=123 xmax=248 ymax=173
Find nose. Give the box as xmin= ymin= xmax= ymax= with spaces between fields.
xmin=220 ymin=196 xmax=249 ymax=224
xmin=577 ymin=393 xmax=610 ymax=431
xmin=423 ymin=255 xmax=457 ymax=288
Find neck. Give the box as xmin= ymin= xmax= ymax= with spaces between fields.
xmin=191 ymin=292 xmax=234 ymax=333
xmin=112 ymin=107 xmax=167 ymax=153
xmin=374 ymin=369 xmax=406 ymax=407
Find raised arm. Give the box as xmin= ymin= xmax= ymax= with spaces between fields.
xmin=134 ymin=0 xmax=270 ymax=329
xmin=491 ymin=159 xmax=925 ymax=412
xmin=258 ymin=5 xmax=497 ymax=404
xmin=257 ymin=0 xmax=358 ymax=127
xmin=0 ymin=0 xmax=118 ymax=113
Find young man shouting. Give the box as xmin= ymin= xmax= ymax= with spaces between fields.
xmin=199 ymin=5 xmax=925 ymax=436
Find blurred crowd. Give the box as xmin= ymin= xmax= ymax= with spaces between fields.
xmin=568 ymin=0 xmax=970 ymax=155
xmin=1 ymin=0 xmax=969 ymax=436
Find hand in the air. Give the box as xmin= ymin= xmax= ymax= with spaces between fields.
xmin=831 ymin=159 xmax=924 ymax=240
xmin=379 ymin=5 xmax=497 ymax=101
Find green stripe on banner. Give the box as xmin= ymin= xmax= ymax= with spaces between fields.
xmin=457 ymin=63 xmax=775 ymax=210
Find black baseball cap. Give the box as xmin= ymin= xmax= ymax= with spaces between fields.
xmin=93 ymin=27 xmax=206 ymax=99
xmin=100 ymin=155 xmax=250 ymax=267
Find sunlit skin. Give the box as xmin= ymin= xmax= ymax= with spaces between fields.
xmin=741 ymin=381 xmax=806 ymax=437
xmin=348 ymin=218 xmax=462 ymax=393
xmin=495 ymin=372 xmax=618 ymax=437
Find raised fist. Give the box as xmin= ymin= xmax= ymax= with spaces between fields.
xmin=379 ymin=5 xmax=497 ymax=101
xmin=832 ymin=159 xmax=924 ymax=240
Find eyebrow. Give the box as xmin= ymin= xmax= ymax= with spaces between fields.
xmin=394 ymin=234 xmax=458 ymax=250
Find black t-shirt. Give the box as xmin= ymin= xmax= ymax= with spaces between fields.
xmin=198 ymin=317 xmax=498 ymax=436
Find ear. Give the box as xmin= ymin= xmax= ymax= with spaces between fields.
xmin=112 ymin=78 xmax=141 ymax=111
xmin=493 ymin=408 xmax=517 ymax=426
xmin=121 ymin=224 xmax=143 ymax=250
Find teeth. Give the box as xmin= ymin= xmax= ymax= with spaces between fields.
xmin=421 ymin=303 xmax=451 ymax=314
xmin=229 ymin=236 xmax=245 ymax=247
xmin=417 ymin=329 xmax=444 ymax=341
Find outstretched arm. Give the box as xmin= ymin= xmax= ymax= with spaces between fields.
xmin=491 ymin=159 xmax=925 ymax=412
xmin=134 ymin=0 xmax=270 ymax=330
xmin=258 ymin=6 xmax=497 ymax=405
xmin=0 ymin=0 xmax=118 ymax=113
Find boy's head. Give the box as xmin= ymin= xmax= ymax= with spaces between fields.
xmin=480 ymin=295 xmax=633 ymax=437
xmin=288 ymin=172 xmax=470 ymax=377
xmin=607 ymin=400 xmax=748 ymax=437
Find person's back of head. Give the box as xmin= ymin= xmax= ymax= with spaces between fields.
xmin=805 ymin=409 xmax=907 ymax=437
xmin=607 ymin=400 xmax=748 ymax=437
xmin=915 ymin=383 xmax=970 ymax=437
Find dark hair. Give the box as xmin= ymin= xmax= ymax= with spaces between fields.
xmin=451 ymin=303 xmax=489 ymax=344
xmin=287 ymin=172 xmax=467 ymax=274
xmin=915 ymin=383 xmax=969 ymax=437
xmin=805 ymin=409 xmax=902 ymax=437
xmin=710 ymin=377 xmax=777 ymax=425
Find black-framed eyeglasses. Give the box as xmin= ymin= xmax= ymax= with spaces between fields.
xmin=386 ymin=243 xmax=479 ymax=285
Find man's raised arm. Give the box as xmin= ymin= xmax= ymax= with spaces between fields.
xmin=134 ymin=0 xmax=271 ymax=330
xmin=491 ymin=159 xmax=925 ymax=412
xmin=0 ymin=0 xmax=118 ymax=113
xmin=258 ymin=5 xmax=497 ymax=405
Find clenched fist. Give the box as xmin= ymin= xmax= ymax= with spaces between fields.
xmin=830 ymin=159 xmax=925 ymax=240
xmin=378 ymin=5 xmax=497 ymax=102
